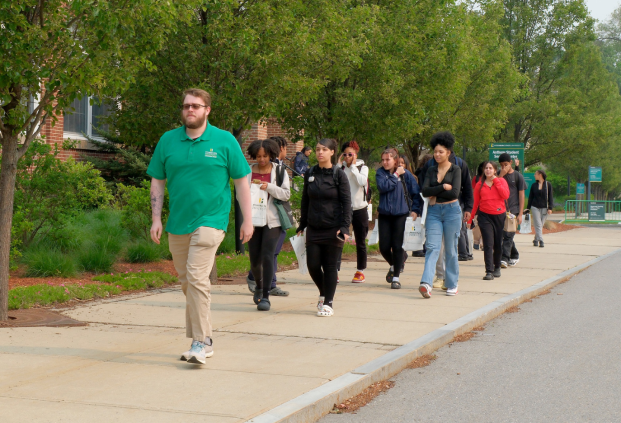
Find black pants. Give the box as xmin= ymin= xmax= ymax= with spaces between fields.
xmin=352 ymin=208 xmax=369 ymax=270
xmin=378 ymin=213 xmax=408 ymax=278
xmin=477 ymin=211 xmax=505 ymax=273
xmin=502 ymin=230 xmax=519 ymax=262
xmin=247 ymin=225 xmax=282 ymax=298
xmin=248 ymin=229 xmax=286 ymax=287
xmin=458 ymin=220 xmax=471 ymax=258
xmin=307 ymin=242 xmax=342 ymax=308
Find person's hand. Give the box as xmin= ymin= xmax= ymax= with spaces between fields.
xmin=548 ymin=209 xmax=553 ymax=215
xmin=411 ymin=212 xmax=418 ymax=221
xmin=499 ymin=162 xmax=511 ymax=177
xmin=395 ymin=166 xmax=405 ymax=176
xmin=240 ymin=220 xmax=254 ymax=244
xmin=463 ymin=211 xmax=471 ymax=222
xmin=443 ymin=183 xmax=452 ymax=191
xmin=260 ymin=182 xmax=268 ymax=190
xmin=336 ymin=230 xmax=350 ymax=242
xmin=150 ymin=219 xmax=163 ymax=244
xmin=514 ymin=159 xmax=520 ymax=170
xmin=338 ymin=153 xmax=345 ymax=164
xmin=517 ymin=213 xmax=523 ymax=225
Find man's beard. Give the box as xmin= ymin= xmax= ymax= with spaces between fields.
xmin=183 ymin=113 xmax=207 ymax=129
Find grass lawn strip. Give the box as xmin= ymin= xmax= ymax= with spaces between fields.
xmin=8 ymin=271 xmax=177 ymax=310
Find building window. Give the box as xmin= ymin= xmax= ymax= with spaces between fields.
xmin=63 ymin=96 xmax=111 ymax=139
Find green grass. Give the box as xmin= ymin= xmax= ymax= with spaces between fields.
xmin=76 ymin=244 xmax=117 ymax=273
xmin=126 ymin=241 xmax=163 ymax=263
xmin=8 ymin=271 xmax=178 ymax=310
xmin=22 ymin=248 xmax=78 ymax=278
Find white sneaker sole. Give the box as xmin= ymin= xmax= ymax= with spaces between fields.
xmin=419 ymin=284 xmax=431 ymax=299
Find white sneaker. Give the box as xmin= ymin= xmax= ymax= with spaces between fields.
xmin=500 ymin=261 xmax=508 ymax=268
xmin=317 ymin=305 xmax=334 ymax=317
xmin=187 ymin=340 xmax=213 ymax=364
xmin=317 ymin=296 xmax=325 ymax=312
xmin=180 ymin=343 xmax=192 ymax=361
xmin=446 ymin=287 xmax=458 ymax=296
xmin=508 ymin=259 xmax=519 ymax=266
xmin=419 ymin=283 xmax=432 ymax=299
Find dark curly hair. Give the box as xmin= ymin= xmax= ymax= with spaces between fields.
xmin=341 ymin=140 xmax=360 ymax=153
xmin=429 ymin=131 xmax=455 ymax=152
xmin=269 ymin=136 xmax=288 ymax=149
xmin=247 ymin=139 xmax=280 ymax=160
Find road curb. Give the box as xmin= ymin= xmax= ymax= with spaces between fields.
xmin=247 ymin=248 xmax=621 ymax=423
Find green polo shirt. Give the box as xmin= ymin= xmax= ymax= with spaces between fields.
xmin=147 ymin=123 xmax=250 ymax=235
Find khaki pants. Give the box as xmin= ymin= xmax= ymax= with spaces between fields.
xmin=168 ymin=226 xmax=225 ymax=342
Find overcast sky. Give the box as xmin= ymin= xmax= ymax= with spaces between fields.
xmin=585 ymin=0 xmax=619 ymax=23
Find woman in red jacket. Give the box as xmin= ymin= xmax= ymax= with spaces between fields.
xmin=468 ymin=162 xmax=510 ymax=280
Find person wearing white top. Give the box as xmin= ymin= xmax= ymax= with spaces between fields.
xmin=338 ymin=141 xmax=369 ymax=283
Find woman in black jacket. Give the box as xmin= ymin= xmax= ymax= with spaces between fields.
xmin=296 ymin=138 xmax=352 ymax=317
xmin=527 ymin=170 xmax=553 ymax=247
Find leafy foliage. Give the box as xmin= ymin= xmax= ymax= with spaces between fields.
xmin=116 ymin=181 xmax=169 ymax=240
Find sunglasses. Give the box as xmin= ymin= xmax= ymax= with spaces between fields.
xmin=343 ymin=153 xmax=355 ymax=157
xmin=181 ymin=104 xmax=208 ymax=111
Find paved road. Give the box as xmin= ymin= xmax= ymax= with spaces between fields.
xmin=322 ymin=252 xmax=621 ymax=422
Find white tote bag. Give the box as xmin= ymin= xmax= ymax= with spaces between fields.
xmin=290 ymin=232 xmax=308 ymax=274
xmin=403 ymin=217 xmax=425 ymax=251
xmin=467 ymin=228 xmax=474 ymax=253
xmin=367 ymin=203 xmax=373 ymax=221
xmin=420 ymin=195 xmax=430 ymax=226
xmin=520 ymin=214 xmax=532 ymax=234
xmin=250 ymin=183 xmax=268 ymax=227
xmin=368 ymin=219 xmax=379 ymax=245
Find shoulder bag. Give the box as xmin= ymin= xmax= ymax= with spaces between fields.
xmin=273 ymin=165 xmax=295 ymax=230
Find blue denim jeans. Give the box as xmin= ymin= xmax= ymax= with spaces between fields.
xmin=421 ymin=202 xmax=462 ymax=290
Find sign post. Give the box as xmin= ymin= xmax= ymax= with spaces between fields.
xmin=587 ymin=166 xmax=603 ymax=221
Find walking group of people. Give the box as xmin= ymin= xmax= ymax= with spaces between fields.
xmin=147 ymin=88 xmax=554 ymax=364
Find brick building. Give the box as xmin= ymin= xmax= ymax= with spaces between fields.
xmin=40 ymin=101 xmax=303 ymax=166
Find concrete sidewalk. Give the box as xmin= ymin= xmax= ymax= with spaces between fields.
xmin=1 ymin=227 xmax=619 ymax=422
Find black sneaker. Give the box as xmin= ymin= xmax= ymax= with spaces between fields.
xmin=386 ymin=269 xmax=394 ymax=283
xmin=539 ymin=241 xmax=544 ymax=248
xmin=467 ymin=255 xmax=474 ymax=261
xmin=483 ymin=273 xmax=494 ymax=280
xmin=493 ymin=267 xmax=501 ymax=278
xmin=533 ymin=240 xmax=538 ymax=247
xmin=391 ymin=281 xmax=401 ymax=289
xmin=458 ymin=256 xmax=468 ymax=262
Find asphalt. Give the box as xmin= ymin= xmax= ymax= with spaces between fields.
xmin=321 ymin=251 xmax=621 ymax=423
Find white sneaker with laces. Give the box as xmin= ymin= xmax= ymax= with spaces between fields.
xmin=187 ymin=340 xmax=213 ymax=364
xmin=419 ymin=283 xmax=432 ymax=299
xmin=446 ymin=287 xmax=458 ymax=296
xmin=508 ymin=258 xmax=519 ymax=266
xmin=500 ymin=261 xmax=508 ymax=268
xmin=180 ymin=342 xmax=192 ymax=361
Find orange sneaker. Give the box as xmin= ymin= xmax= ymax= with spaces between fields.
xmin=352 ymin=271 xmax=365 ymax=283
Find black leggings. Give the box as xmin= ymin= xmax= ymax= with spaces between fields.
xmin=477 ymin=211 xmax=505 ymax=273
xmin=378 ymin=213 xmax=408 ymax=278
xmin=247 ymin=225 xmax=282 ymax=298
xmin=306 ymin=242 xmax=342 ymax=308
xmin=352 ymin=208 xmax=369 ymax=270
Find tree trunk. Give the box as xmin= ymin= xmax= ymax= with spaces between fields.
xmin=0 ymin=135 xmax=19 ymax=321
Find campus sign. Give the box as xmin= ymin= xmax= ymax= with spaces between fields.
xmin=576 ymin=183 xmax=585 ymax=195
xmin=489 ymin=143 xmax=524 ymax=172
xmin=588 ymin=201 xmax=606 ymax=221
xmin=523 ymin=172 xmax=536 ymax=199
xmin=589 ymin=166 xmax=602 ymax=183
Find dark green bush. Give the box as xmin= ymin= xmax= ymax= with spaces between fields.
xmin=126 ymin=241 xmax=162 ymax=263
xmin=22 ymin=248 xmax=78 ymax=278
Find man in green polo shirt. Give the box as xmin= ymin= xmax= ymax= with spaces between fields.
xmin=148 ymin=88 xmax=252 ymax=364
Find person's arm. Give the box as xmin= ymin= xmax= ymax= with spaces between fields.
xmin=297 ymin=174 xmax=310 ymax=233
xmin=351 ymin=164 xmax=368 ymax=187
xmin=406 ymin=172 xmax=423 ymax=216
xmin=266 ymin=170 xmax=291 ymax=201
xmin=337 ymin=170 xmax=352 ymax=238
xmin=376 ymin=168 xmax=398 ymax=193
xmin=468 ymin=181 xmax=481 ymax=225
xmin=233 ymin=177 xmax=254 ymax=243
xmin=435 ymin=167 xmax=461 ymax=201
xmin=518 ymin=190 xmax=525 ymax=223
xmin=493 ymin=177 xmax=510 ymax=200
xmin=460 ymin=162 xmax=474 ymax=215
xmin=422 ymin=167 xmax=445 ymax=197
xmin=150 ymin=178 xmax=166 ymax=244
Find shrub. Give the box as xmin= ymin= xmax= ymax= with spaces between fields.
xmin=13 ymin=140 xmax=112 ymax=247
xmin=126 ymin=241 xmax=162 ymax=263
xmin=93 ymin=271 xmax=177 ymax=289
xmin=76 ymin=243 xmax=117 ymax=273
xmin=117 ymin=181 xmax=169 ymax=240
xmin=22 ymin=248 xmax=78 ymax=278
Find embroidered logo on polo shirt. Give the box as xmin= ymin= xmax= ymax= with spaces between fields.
xmin=205 ymin=148 xmax=217 ymax=158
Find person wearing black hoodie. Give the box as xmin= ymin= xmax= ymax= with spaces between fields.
xmin=294 ymin=146 xmax=312 ymax=176
xmin=296 ymin=139 xmax=352 ymax=317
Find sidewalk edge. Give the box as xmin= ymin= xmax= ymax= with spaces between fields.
xmin=246 ymin=248 xmax=621 ymax=423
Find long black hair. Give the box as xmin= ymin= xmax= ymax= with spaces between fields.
xmin=535 ymin=169 xmax=547 ymax=180
xmin=317 ymin=138 xmax=337 ymax=164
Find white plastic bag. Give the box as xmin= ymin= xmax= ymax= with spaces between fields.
xmin=520 ymin=214 xmax=532 ymax=234
xmin=403 ymin=217 xmax=425 ymax=251
xmin=467 ymin=228 xmax=474 ymax=253
xmin=368 ymin=219 xmax=379 ymax=245
xmin=290 ymin=232 xmax=308 ymax=274
xmin=250 ymin=183 xmax=268 ymax=227
xmin=367 ymin=203 xmax=373 ymax=221
xmin=420 ymin=195 xmax=429 ymax=226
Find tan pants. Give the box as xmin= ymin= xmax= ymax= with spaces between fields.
xmin=168 ymin=226 xmax=225 ymax=342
